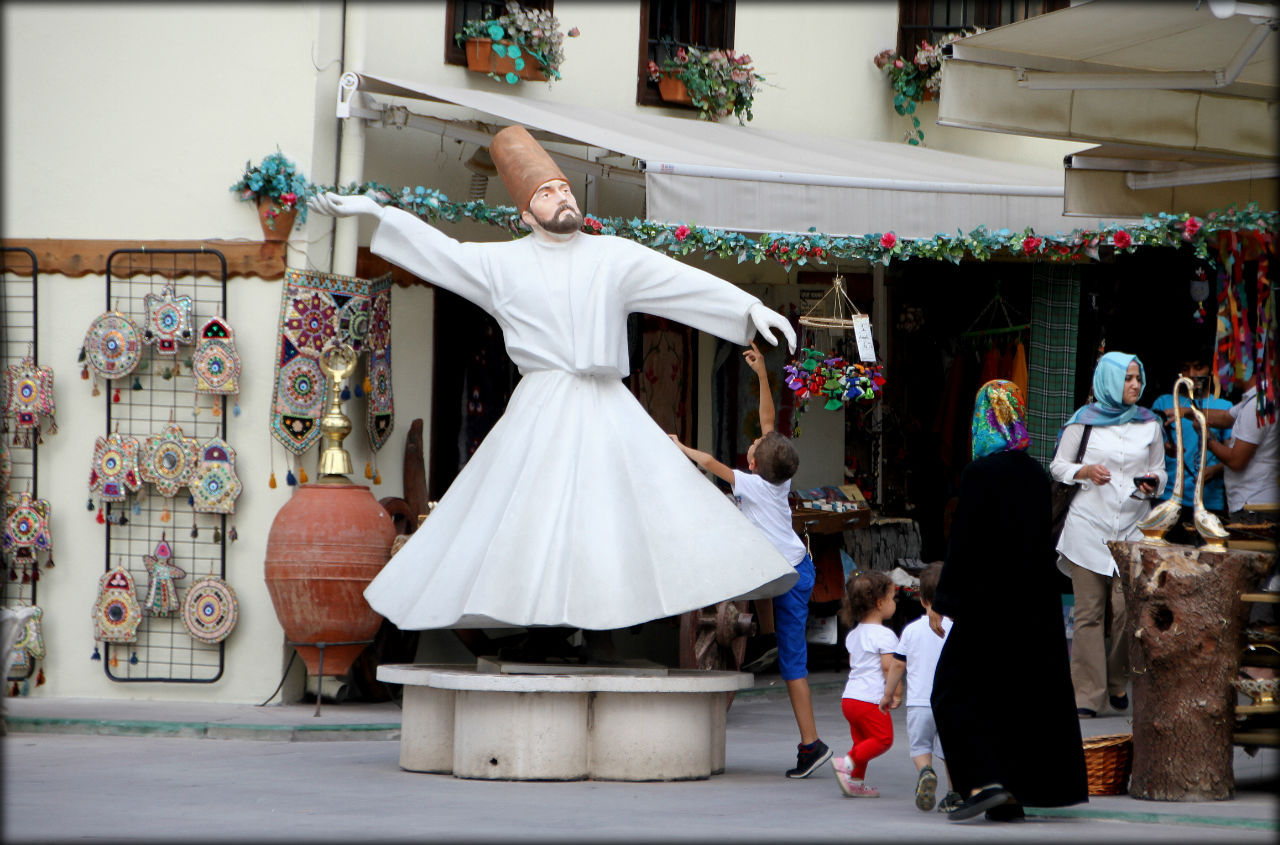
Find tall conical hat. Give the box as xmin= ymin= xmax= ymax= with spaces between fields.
xmin=489 ymin=125 xmax=568 ymax=213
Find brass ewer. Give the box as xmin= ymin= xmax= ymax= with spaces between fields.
xmin=316 ymin=342 xmax=358 ymax=480
xmin=1137 ymin=376 xmax=1193 ymax=545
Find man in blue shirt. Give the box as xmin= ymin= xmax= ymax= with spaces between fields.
xmin=1149 ymin=357 xmax=1232 ymax=544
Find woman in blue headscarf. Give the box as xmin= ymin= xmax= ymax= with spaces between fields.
xmin=1051 ymin=352 xmax=1166 ymax=719
xmin=930 ymin=380 xmax=1087 ymax=821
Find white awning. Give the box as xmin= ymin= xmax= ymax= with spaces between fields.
xmin=338 ymin=71 xmax=1092 ymax=239
xmin=937 ymin=0 xmax=1279 ymax=217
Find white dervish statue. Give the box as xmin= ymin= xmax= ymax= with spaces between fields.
xmin=308 ymin=125 xmax=799 ymax=631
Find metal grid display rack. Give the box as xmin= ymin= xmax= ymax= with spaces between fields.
xmin=2 ymin=247 xmax=40 ymax=611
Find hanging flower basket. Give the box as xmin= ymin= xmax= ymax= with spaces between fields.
xmin=257 ymin=195 xmax=298 ymax=242
xmin=656 ymin=73 xmax=693 ymax=105
xmin=464 ymin=38 xmax=545 ymax=81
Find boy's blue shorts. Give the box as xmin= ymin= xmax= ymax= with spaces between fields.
xmin=773 ymin=554 xmax=815 ymax=682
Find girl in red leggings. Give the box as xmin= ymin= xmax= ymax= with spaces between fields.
xmin=833 ymin=569 xmax=900 ymax=797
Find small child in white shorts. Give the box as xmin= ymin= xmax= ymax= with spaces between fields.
xmin=879 ymin=562 xmax=953 ymax=811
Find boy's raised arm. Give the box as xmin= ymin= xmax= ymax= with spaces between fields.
xmin=744 ymin=341 xmax=774 ymax=435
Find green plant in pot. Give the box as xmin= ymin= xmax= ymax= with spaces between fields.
xmin=873 ymin=28 xmax=982 ymax=145
xmin=229 ymin=149 xmax=312 ymax=233
xmin=648 ymin=41 xmax=765 ymax=125
xmin=456 ymin=1 xmax=579 ymax=84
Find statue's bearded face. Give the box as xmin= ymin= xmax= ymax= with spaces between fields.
xmin=524 ymin=180 xmax=582 ymax=234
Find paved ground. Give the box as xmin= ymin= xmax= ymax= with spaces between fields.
xmin=3 ymin=671 xmax=1277 ymax=843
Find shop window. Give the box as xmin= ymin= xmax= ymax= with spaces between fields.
xmin=444 ymin=0 xmax=555 ymax=68
xmin=636 ymin=0 xmax=736 ymax=108
xmin=896 ymin=0 xmax=1068 ymax=60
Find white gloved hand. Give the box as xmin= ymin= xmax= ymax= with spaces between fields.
xmin=307 ymin=192 xmax=385 ymax=220
xmin=748 ymin=303 xmax=797 ymax=353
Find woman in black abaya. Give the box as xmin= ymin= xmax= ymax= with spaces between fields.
xmin=930 ymin=379 xmax=1088 ymax=822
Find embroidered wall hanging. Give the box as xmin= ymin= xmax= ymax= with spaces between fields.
xmin=82 ymin=308 xmax=143 ymax=391
xmin=192 ymin=315 xmax=241 ymax=417
xmin=93 ymin=566 xmax=142 ymax=643
xmin=190 ymin=437 xmax=241 ymax=515
xmin=270 ymin=269 xmax=392 ymax=456
xmin=88 ymin=430 xmax=143 ymax=505
xmin=365 ymin=276 xmax=395 ymax=454
xmin=139 ymin=421 xmax=199 ymax=500
xmin=4 ymin=353 xmax=58 ymax=447
xmin=142 ymin=281 xmax=194 ymax=358
xmin=182 ymin=575 xmax=238 ymax=643
xmin=142 ymin=534 xmax=186 ymax=616
xmin=3 ymin=490 xmax=54 ymax=575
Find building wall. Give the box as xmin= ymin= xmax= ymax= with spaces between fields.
xmin=3 ymin=1 xmax=1078 ymax=704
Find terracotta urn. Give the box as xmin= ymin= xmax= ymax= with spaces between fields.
xmin=264 ymin=481 xmax=396 ymax=678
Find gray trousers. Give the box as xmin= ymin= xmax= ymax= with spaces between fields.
xmin=1067 ymin=559 xmax=1129 ymax=712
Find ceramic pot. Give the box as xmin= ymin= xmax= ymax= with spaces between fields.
xmin=657 ymin=73 xmax=693 ymax=105
xmin=257 ymin=195 xmax=298 ymax=242
xmin=464 ymin=38 xmax=545 ymax=81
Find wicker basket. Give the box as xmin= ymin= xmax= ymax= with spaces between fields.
xmin=1082 ymin=733 xmax=1133 ymax=796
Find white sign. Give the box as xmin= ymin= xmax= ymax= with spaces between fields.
xmin=852 ymin=315 xmax=875 ymax=362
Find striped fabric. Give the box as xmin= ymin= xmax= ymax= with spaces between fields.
xmin=1028 ymin=265 xmax=1082 ymax=469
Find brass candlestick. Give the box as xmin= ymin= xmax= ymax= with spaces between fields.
xmin=316 ymin=343 xmax=358 ymax=480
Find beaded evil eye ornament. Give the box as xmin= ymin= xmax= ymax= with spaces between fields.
xmin=4 ymin=352 xmax=57 ymax=447
xmin=190 ymin=437 xmax=242 ymax=515
xmin=81 ymin=307 xmax=143 ymax=395
xmin=142 ymin=533 xmax=186 ymax=617
xmin=3 ymin=489 xmax=54 ymax=578
xmin=93 ymin=565 xmax=142 ymax=644
xmin=142 ymin=280 xmax=194 ymax=360
xmin=182 ymin=575 xmax=238 ymax=644
xmin=191 ymin=315 xmax=241 ymax=417
xmin=88 ymin=430 xmax=143 ymax=510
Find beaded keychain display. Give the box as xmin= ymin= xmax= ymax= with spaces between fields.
xmin=81 ymin=306 xmax=144 ymax=399
xmin=191 ymin=315 xmax=241 ymax=417
xmin=4 ymin=350 xmax=58 ymax=447
xmin=3 ymin=488 xmax=54 ymax=580
xmin=142 ymin=280 xmax=194 ymax=373
xmin=142 ymin=533 xmax=186 ymax=617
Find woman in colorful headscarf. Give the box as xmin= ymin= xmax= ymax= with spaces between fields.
xmin=1051 ymin=352 xmax=1165 ymax=719
xmin=930 ymin=380 xmax=1088 ymax=822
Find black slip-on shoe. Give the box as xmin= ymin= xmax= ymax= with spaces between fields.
xmin=985 ymin=802 xmax=1025 ymax=822
xmin=1109 ymin=693 xmax=1129 ymax=711
xmin=947 ymin=786 xmax=1013 ymax=821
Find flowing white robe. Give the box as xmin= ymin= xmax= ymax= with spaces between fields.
xmin=362 ymin=208 xmax=798 ymax=630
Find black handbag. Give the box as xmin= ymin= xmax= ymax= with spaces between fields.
xmin=1050 ymin=424 xmax=1093 ymax=544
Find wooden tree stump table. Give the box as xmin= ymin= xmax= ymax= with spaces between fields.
xmin=1109 ymin=540 xmax=1274 ymax=801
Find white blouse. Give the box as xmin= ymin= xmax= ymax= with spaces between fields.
xmin=1050 ymin=420 xmax=1167 ymax=577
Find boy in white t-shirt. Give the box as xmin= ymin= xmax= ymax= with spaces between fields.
xmin=671 ymin=341 xmax=829 ymax=778
xmin=879 ymin=562 xmax=954 ymax=811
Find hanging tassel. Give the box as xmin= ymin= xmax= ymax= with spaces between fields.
xmin=190 ymin=520 xmax=199 ymax=539
xmin=212 ymin=526 xmax=222 ymax=543
xmin=187 ymin=494 xmax=195 ymax=508
xmin=340 ymin=384 xmax=351 ymax=401
xmin=193 ymin=403 xmax=200 ymax=417
xmin=211 ymin=402 xmax=221 ymax=417
xmin=92 ymin=380 xmax=101 ymax=396
xmin=91 ymin=645 xmax=101 ymax=661
xmin=363 ymin=375 xmax=372 ymax=395
xmin=96 ymin=509 xmax=106 ymax=525
xmin=373 ymin=470 xmax=382 ymax=485
xmin=46 ymin=416 xmax=58 ymax=435
xmin=44 ymin=553 xmax=54 ymax=569
xmin=159 ymin=505 xmax=171 ymax=523
xmin=109 ymin=652 xmax=118 ymax=668
xmin=229 ymin=525 xmax=238 ymax=543
xmin=286 ymin=469 xmax=297 ymax=486
xmin=298 ymin=466 xmax=308 ymax=484
xmin=132 ymin=377 xmax=143 ymax=391
xmin=354 ymin=381 xmax=365 ymax=398
xmin=78 ymin=345 xmax=86 ymax=363
xmin=132 ymin=501 xmax=141 ymax=515
xmin=233 ymin=402 xmax=241 ymax=417
xmin=161 ymin=367 xmax=172 ymax=381
xmin=81 ymin=364 xmax=90 ymax=380
xmin=31 ymin=567 xmax=40 ymax=583
xmin=9 ymin=683 xmax=18 ymax=697
xmin=269 ymin=471 xmax=277 ymax=489
xmin=87 ymin=498 xmax=95 ymax=511
xmin=36 ymin=668 xmax=45 ymax=686
xmin=21 ymin=567 xmax=30 ymax=584
xmin=112 ymin=387 xmax=121 ymax=403
xmin=364 ymin=461 xmax=373 ymax=479
xmin=129 ymin=651 xmax=139 ymax=665
xmin=20 ymin=680 xmax=29 ymax=697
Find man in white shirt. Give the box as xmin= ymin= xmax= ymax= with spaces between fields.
xmin=1189 ymin=375 xmax=1279 ymax=525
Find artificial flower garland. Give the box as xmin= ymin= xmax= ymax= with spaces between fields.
xmin=317 ymin=180 xmax=1276 ymax=273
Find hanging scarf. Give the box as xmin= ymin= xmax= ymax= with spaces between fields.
xmin=1064 ymin=351 xmax=1158 ymax=427
xmin=971 ymin=379 xmax=1031 ymax=459
xmin=1252 ymin=235 xmax=1276 ymax=425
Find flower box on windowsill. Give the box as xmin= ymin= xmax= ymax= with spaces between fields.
xmin=464 ymin=38 xmax=545 ymax=82
xmin=656 ymin=73 xmax=693 ymax=105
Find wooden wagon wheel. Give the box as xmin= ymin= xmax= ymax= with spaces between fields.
xmin=679 ymin=600 xmax=755 ymax=707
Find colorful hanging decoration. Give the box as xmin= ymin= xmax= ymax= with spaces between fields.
xmin=3 ymin=490 xmax=54 ymax=573
xmin=88 ymin=430 xmax=143 ymax=504
xmin=4 ymin=604 xmax=45 ymax=690
xmin=365 ymin=275 xmax=395 ymax=454
xmin=93 ymin=565 xmax=142 ymax=643
xmin=3 ymin=353 xmax=57 ymax=447
xmin=271 ymin=269 xmax=391 ymax=456
xmin=191 ymin=315 xmax=241 ymax=416
xmin=1256 ymin=246 xmax=1276 ymax=424
xmin=141 ymin=280 xmax=195 ymax=358
xmin=142 ymin=534 xmax=185 ymax=616
xmin=189 ymin=437 xmax=242 ymax=514
xmin=1190 ymin=265 xmax=1210 ymax=324
xmin=139 ymin=421 xmax=199 ymax=499
xmin=784 ymin=348 xmax=886 ymax=410
xmin=82 ymin=308 xmax=143 ymax=390
xmin=181 ymin=575 xmax=238 ymax=643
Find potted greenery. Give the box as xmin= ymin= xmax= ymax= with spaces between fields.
xmin=456 ymin=1 xmax=579 ymax=85
xmin=647 ymin=43 xmax=764 ymax=125
xmin=873 ymin=29 xmax=982 ymax=145
xmin=229 ymin=150 xmax=312 ymax=239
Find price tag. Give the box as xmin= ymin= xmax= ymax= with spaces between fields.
xmin=852 ymin=315 xmax=875 ymax=362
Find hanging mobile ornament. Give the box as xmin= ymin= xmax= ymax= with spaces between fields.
xmin=190 ymin=437 xmax=242 ymax=516
xmin=139 ymin=418 xmax=200 ymax=521
xmin=142 ymin=280 xmax=195 ymax=374
xmin=3 ymin=489 xmax=54 ymax=574
xmin=191 ymin=315 xmax=242 ymax=418
xmin=88 ymin=428 xmax=143 ymax=514
xmin=81 ymin=305 xmax=143 ymax=396
xmin=3 ymin=349 xmax=57 ymax=447
xmin=142 ymin=533 xmax=186 ymax=616
xmin=1190 ymin=266 xmax=1211 ymax=324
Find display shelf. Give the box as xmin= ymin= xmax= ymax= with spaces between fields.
xmin=1241 ymin=592 xmax=1280 ymax=603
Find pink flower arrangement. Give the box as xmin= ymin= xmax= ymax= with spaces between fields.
xmin=1184 ymin=216 xmax=1201 ymax=238
xmin=880 ymin=232 xmax=897 ymax=249
xmin=674 ymin=225 xmax=691 ymax=241
xmin=1112 ymin=229 xmax=1132 ymax=249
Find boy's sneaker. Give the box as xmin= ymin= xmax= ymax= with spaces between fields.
xmin=785 ymin=739 xmax=832 ymax=778
xmin=832 ymin=756 xmax=880 ymax=797
xmin=938 ymin=791 xmax=963 ymax=814
xmin=914 ymin=765 xmax=938 ymax=811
